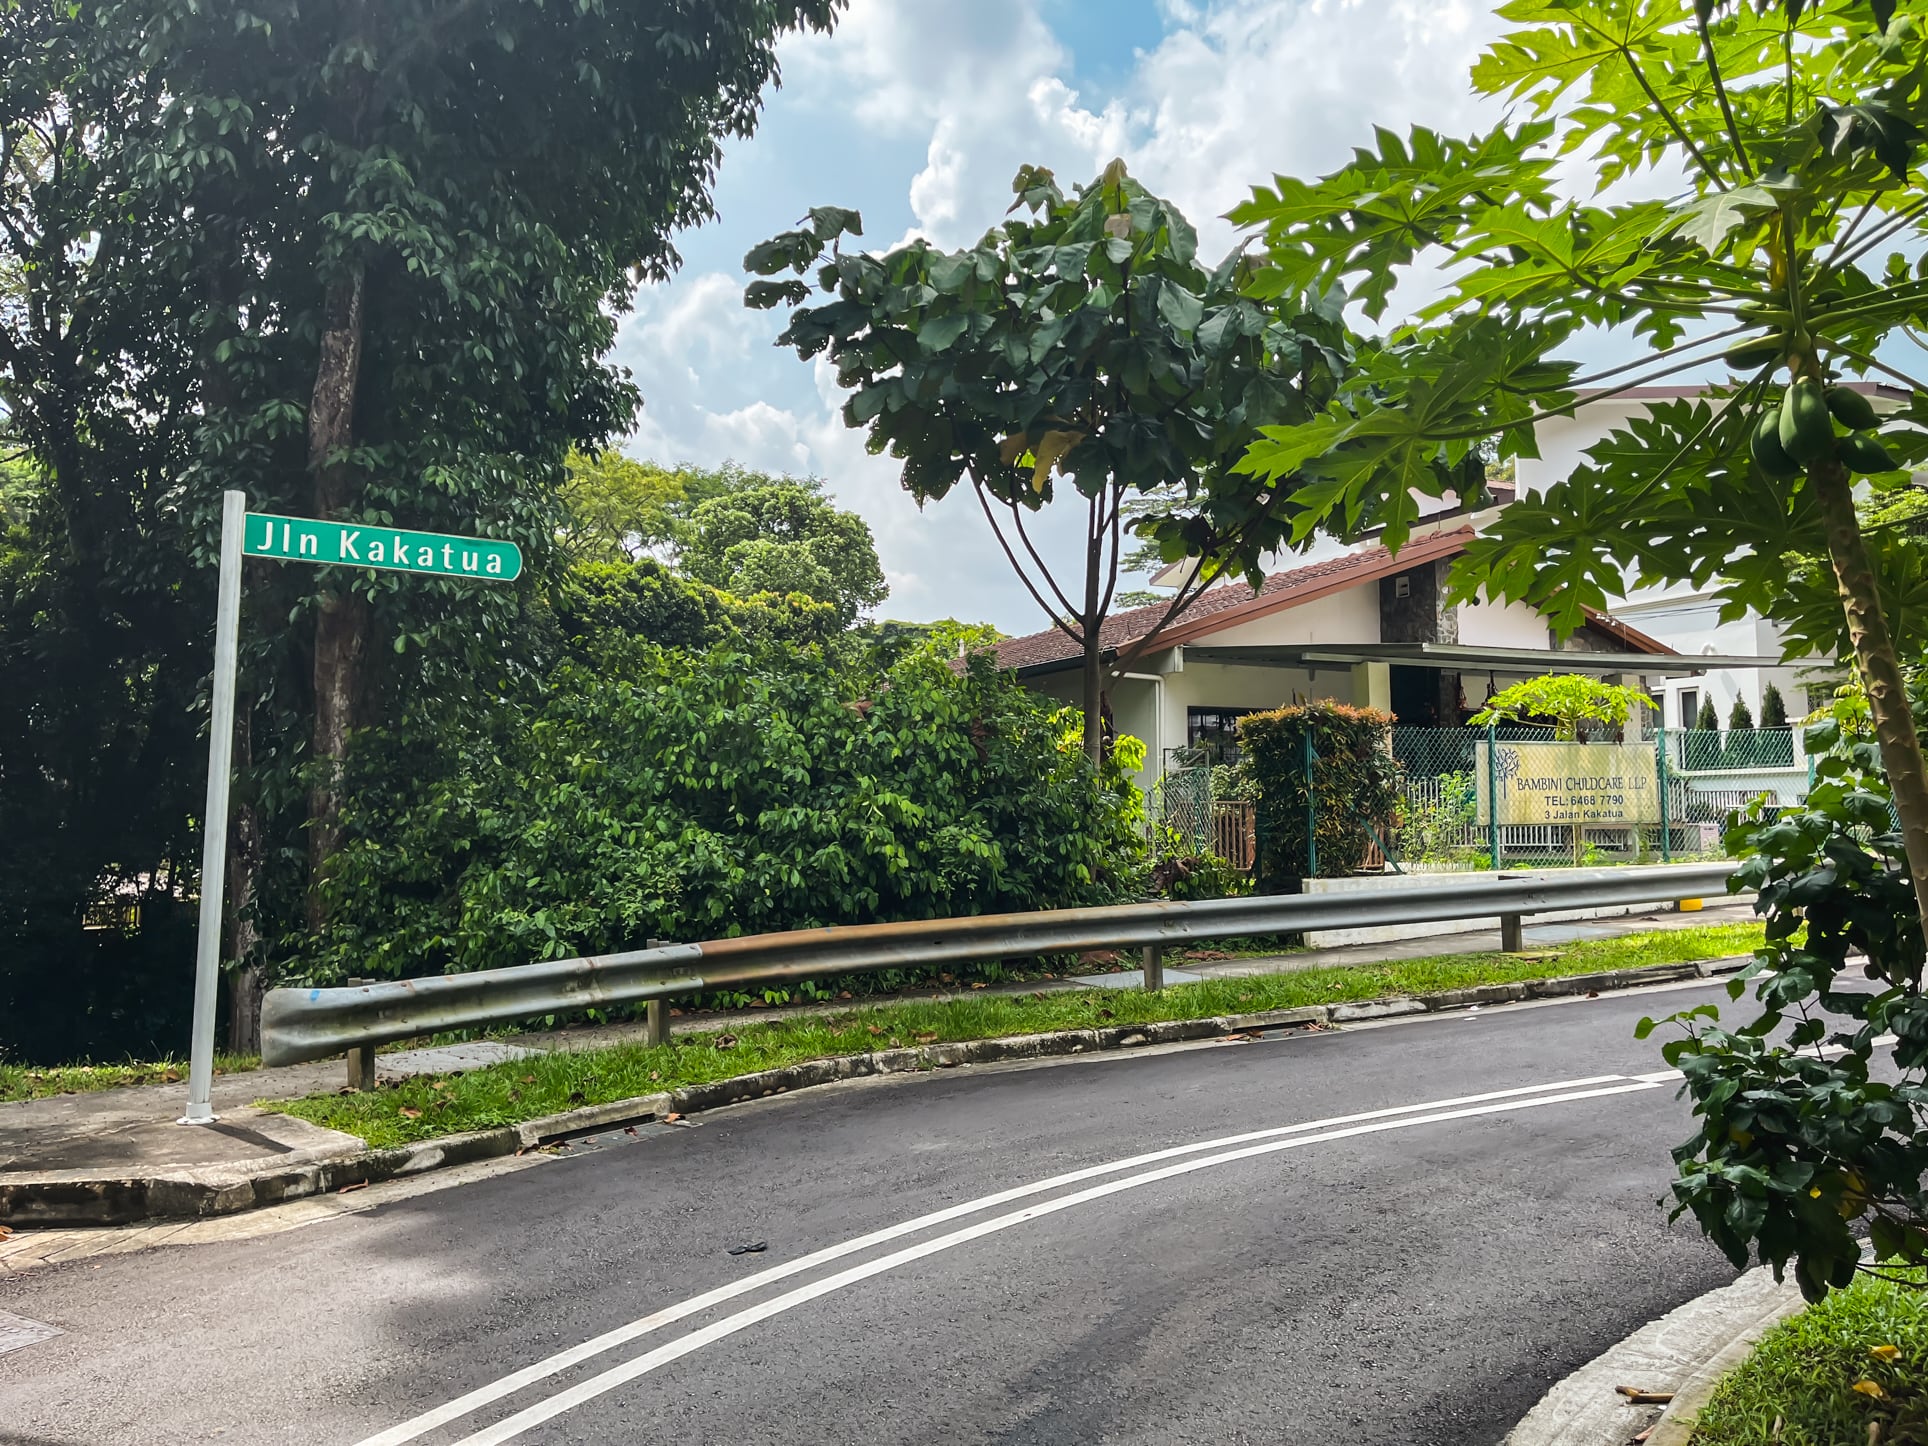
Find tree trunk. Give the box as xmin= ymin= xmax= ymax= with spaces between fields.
xmin=306 ymin=262 xmax=369 ymax=930
xmin=1080 ymin=496 xmax=1108 ymax=768
xmin=224 ymin=694 xmax=265 ymax=1054
xmin=1811 ymin=457 xmax=1928 ymax=941
xmin=1081 ymin=627 xmax=1105 ymax=768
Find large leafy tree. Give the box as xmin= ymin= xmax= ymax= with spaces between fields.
xmin=747 ymin=161 xmax=1352 ymax=762
xmin=1229 ymin=0 xmax=1928 ymax=940
xmin=1 ymin=0 xmax=841 ymax=1049
xmin=1228 ymin=0 xmax=1928 ymax=1294
xmin=679 ymin=481 xmax=888 ymax=625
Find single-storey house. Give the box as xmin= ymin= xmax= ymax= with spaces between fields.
xmin=993 ymin=517 xmax=1732 ymax=788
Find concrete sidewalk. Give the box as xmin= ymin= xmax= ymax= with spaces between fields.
xmin=0 ymin=900 xmax=1752 ymax=1224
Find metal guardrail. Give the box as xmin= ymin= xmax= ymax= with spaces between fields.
xmin=258 ymin=862 xmax=1738 ymax=1068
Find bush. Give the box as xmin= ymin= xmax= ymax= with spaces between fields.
xmin=1237 ymin=701 xmax=1398 ymax=888
xmin=1645 ymin=693 xmax=1928 ymax=1301
xmin=305 ymin=647 xmax=1148 ymax=981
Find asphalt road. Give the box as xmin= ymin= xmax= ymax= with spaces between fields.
xmin=1 ymin=979 xmax=1743 ymax=1446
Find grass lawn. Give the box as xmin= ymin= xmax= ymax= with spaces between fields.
xmin=264 ymin=920 xmax=1763 ymax=1149
xmin=1690 ymin=1268 xmax=1928 ymax=1444
xmin=0 ymin=1053 xmax=259 ymax=1104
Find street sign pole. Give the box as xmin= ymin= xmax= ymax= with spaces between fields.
xmin=180 ymin=489 xmax=246 ymax=1126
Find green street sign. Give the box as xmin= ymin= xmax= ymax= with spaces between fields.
xmin=242 ymin=512 xmax=522 ymax=581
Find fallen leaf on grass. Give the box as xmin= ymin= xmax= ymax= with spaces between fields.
xmin=914 ymin=1032 xmax=939 ymax=1044
xmin=867 ymin=1025 xmax=885 ymax=1037
xmin=970 ymin=982 xmax=987 ymax=990
xmin=889 ymin=1038 xmax=902 ymax=1049
xmin=837 ymin=991 xmax=853 ymax=1001
xmin=649 ymin=1071 xmax=662 ymax=1082
xmin=1031 ymin=991 xmax=1049 ymax=1001
xmin=1871 ymin=1344 xmax=1902 ymax=1361
xmin=1853 ymin=1380 xmax=1887 ymax=1399
xmin=399 ymin=1106 xmax=423 ymax=1119
xmin=1098 ymin=1008 xmax=1115 ymax=1021
xmin=714 ymin=1034 xmax=738 ymax=1050
xmin=519 ymin=1074 xmax=536 ymax=1084
xmin=567 ymin=1090 xmax=586 ymax=1105
xmin=431 ymin=1080 xmax=451 ymax=1091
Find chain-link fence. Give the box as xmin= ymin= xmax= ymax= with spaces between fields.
xmin=1387 ymin=724 xmax=1805 ymax=872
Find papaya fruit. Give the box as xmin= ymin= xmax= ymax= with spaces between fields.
xmin=1725 ymin=334 xmax=1784 ymax=370
xmin=1751 ymin=407 xmax=1801 ymax=479
xmin=1826 ymin=386 xmax=1879 ymax=430
xmin=1839 ymin=432 xmax=1900 ymax=473
xmin=1811 ymin=286 xmax=1846 ymax=310
xmin=1779 ymin=379 xmax=1835 ymax=465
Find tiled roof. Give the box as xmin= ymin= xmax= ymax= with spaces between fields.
xmin=993 ymin=530 xmax=1474 ymax=674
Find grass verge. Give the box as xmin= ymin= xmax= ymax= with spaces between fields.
xmin=1690 ymin=1268 xmax=1928 ymax=1444
xmin=264 ymin=921 xmax=1761 ymax=1149
xmin=0 ymin=1053 xmax=259 ymax=1103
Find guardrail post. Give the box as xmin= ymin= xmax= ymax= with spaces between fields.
xmin=1500 ymin=914 xmax=1524 ymax=953
xmin=646 ymin=939 xmax=670 ymax=1047
xmin=344 ymin=977 xmax=376 ymax=1090
xmin=1142 ymin=943 xmax=1164 ymax=993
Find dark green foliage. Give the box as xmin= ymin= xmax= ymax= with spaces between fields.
xmin=0 ymin=0 xmax=842 ymax=1059
xmin=306 ymin=650 xmax=1148 ymax=980
xmin=1729 ymin=696 xmax=1756 ymax=732
xmin=1697 ymin=696 xmax=1724 ymax=733
xmin=556 ymin=561 xmax=739 ymax=655
xmin=1237 ymin=702 xmax=1398 ymax=887
xmin=1647 ymin=694 xmax=1928 ymax=1301
xmin=1762 ymin=682 xmax=1790 ymax=729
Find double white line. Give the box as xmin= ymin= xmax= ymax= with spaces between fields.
xmin=357 ymin=1070 xmax=1680 ymax=1446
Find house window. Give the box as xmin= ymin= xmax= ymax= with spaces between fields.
xmin=1187 ymin=707 xmax=1255 ymax=765
xmin=1676 ymin=688 xmax=1700 ymax=730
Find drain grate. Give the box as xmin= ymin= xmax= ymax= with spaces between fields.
xmin=0 ymin=1310 xmax=63 ymax=1357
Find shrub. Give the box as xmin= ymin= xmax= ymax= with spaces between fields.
xmin=1237 ymin=701 xmax=1398 ymax=887
xmin=305 ymin=648 xmax=1147 ymax=982
xmin=1645 ymin=691 xmax=1928 ymax=1301
xmin=1761 ymin=683 xmax=1790 ymax=730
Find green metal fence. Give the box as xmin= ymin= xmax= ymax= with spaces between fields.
xmin=1385 ymin=724 xmax=1804 ymax=873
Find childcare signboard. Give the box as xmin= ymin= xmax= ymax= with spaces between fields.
xmin=242 ymin=512 xmax=523 ymax=581
xmin=1476 ymin=741 xmax=1661 ymax=826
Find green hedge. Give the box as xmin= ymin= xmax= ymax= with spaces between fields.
xmin=1237 ymin=701 xmax=1398 ymax=888
xmin=305 ymin=647 xmax=1147 ymax=981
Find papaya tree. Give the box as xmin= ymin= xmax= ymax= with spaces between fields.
xmin=745 ymin=162 xmax=1353 ymax=764
xmin=1224 ymin=0 xmax=1928 ymax=939
xmin=1223 ymin=0 xmax=1928 ymax=1295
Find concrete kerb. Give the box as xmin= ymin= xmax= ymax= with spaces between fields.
xmin=0 ymin=955 xmax=1748 ymax=1228
xmin=1500 ymin=1265 xmax=1804 ymax=1446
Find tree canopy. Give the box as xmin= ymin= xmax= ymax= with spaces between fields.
xmin=747 ymin=160 xmax=1351 ymax=761
xmin=0 ymin=0 xmax=843 ymax=1050
xmin=679 ymin=481 xmax=888 ymax=625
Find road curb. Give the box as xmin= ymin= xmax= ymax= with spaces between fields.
xmin=0 ymin=955 xmax=1747 ymax=1227
xmin=1500 ymin=1265 xmax=1803 ymax=1446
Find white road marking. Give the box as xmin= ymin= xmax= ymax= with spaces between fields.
xmin=355 ymin=1073 xmax=1660 ymax=1446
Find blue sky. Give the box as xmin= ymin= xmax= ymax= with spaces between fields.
xmin=612 ymin=1 xmax=1511 ymax=633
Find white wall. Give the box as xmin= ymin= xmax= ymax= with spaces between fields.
xmin=1456 ymin=593 xmax=1553 ymax=650
xmin=1202 ymin=586 xmax=1381 ymax=647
